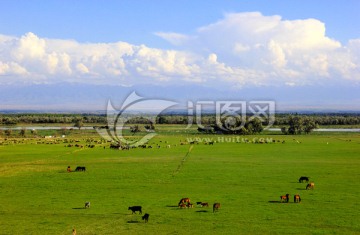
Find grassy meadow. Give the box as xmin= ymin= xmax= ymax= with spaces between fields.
xmin=0 ymin=127 xmax=359 ymax=234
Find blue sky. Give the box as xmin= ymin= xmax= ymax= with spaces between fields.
xmin=0 ymin=0 xmax=359 ymax=110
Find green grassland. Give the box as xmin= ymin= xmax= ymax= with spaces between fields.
xmin=0 ymin=129 xmax=359 ymax=234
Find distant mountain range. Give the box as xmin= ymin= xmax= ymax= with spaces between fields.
xmin=1 ymin=83 xmax=359 ymax=112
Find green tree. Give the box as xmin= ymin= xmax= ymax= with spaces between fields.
xmin=287 ymin=116 xmax=304 ymax=134
xmin=4 ymin=129 xmax=12 ymax=137
xmin=286 ymin=115 xmax=317 ymax=135
xmin=303 ymin=117 xmax=318 ymax=134
xmin=130 ymin=125 xmax=141 ymax=133
xmin=74 ymin=119 xmax=84 ymax=130
xmin=281 ymin=127 xmax=288 ymax=134
xmin=19 ymin=128 xmax=26 ymax=137
xmin=246 ymin=118 xmax=263 ymax=134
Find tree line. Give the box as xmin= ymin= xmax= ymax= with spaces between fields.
xmin=1 ymin=113 xmax=360 ymax=126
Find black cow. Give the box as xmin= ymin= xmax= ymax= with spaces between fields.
xmin=142 ymin=213 xmax=150 ymax=223
xmin=128 ymin=206 xmax=142 ymax=214
xmin=75 ymin=166 xmax=86 ymax=171
xmin=298 ymin=176 xmax=309 ymax=183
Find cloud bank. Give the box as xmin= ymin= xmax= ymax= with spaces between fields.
xmin=0 ymin=12 xmax=359 ymax=88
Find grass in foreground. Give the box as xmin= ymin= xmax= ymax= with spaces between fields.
xmin=0 ymin=132 xmax=359 ymax=234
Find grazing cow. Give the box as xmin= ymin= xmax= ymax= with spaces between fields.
xmin=200 ymin=202 xmax=209 ymax=207
xmin=294 ymin=194 xmax=301 ymax=203
xmin=306 ymin=182 xmax=315 ymax=190
xmin=67 ymin=166 xmax=71 ymax=172
xmin=178 ymin=203 xmax=187 ymax=209
xmin=75 ymin=166 xmax=86 ymax=172
xmin=213 ymin=203 xmax=220 ymax=213
xmin=85 ymin=202 xmax=90 ymax=208
xmin=128 ymin=206 xmax=142 ymax=214
xmin=142 ymin=213 xmax=149 ymax=223
xmin=196 ymin=202 xmax=202 ymax=206
xmin=178 ymin=198 xmax=191 ymax=206
xmin=298 ymin=176 xmax=310 ymax=183
xmin=280 ymin=194 xmax=290 ymax=203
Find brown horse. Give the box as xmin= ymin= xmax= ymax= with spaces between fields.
xmin=213 ymin=203 xmax=221 ymax=213
xmin=280 ymin=194 xmax=290 ymax=203
xmin=306 ymin=182 xmax=315 ymax=190
xmin=294 ymin=194 xmax=301 ymax=203
xmin=178 ymin=198 xmax=190 ymax=206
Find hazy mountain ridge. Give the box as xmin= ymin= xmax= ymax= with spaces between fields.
xmin=1 ymin=83 xmax=359 ymax=112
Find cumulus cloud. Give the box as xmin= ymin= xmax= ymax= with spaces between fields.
xmin=159 ymin=12 xmax=359 ymax=86
xmin=0 ymin=12 xmax=359 ymax=88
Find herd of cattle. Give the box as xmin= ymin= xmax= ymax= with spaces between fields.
xmin=80 ymin=198 xmax=219 ymax=225
xmin=279 ymin=176 xmax=315 ymax=203
xmin=177 ymin=198 xmax=221 ymax=213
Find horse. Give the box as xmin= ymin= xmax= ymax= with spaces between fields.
xmin=306 ymin=182 xmax=314 ymax=190
xmin=294 ymin=194 xmax=301 ymax=203
xmin=213 ymin=203 xmax=221 ymax=213
xmin=280 ymin=194 xmax=290 ymax=203
xmin=178 ymin=198 xmax=190 ymax=206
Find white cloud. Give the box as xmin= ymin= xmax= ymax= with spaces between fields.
xmin=154 ymin=32 xmax=190 ymax=46
xmin=158 ymin=12 xmax=359 ymax=86
xmin=0 ymin=12 xmax=359 ymax=88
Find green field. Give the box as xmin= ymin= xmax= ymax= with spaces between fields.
xmin=0 ymin=129 xmax=359 ymax=234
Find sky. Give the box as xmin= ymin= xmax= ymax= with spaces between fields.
xmin=0 ymin=0 xmax=359 ymax=111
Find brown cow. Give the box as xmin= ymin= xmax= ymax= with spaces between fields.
xmin=67 ymin=166 xmax=71 ymax=172
xmin=294 ymin=194 xmax=301 ymax=203
xmin=178 ymin=203 xmax=187 ymax=209
xmin=280 ymin=194 xmax=290 ymax=203
xmin=306 ymin=182 xmax=315 ymax=190
xmin=213 ymin=203 xmax=220 ymax=213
